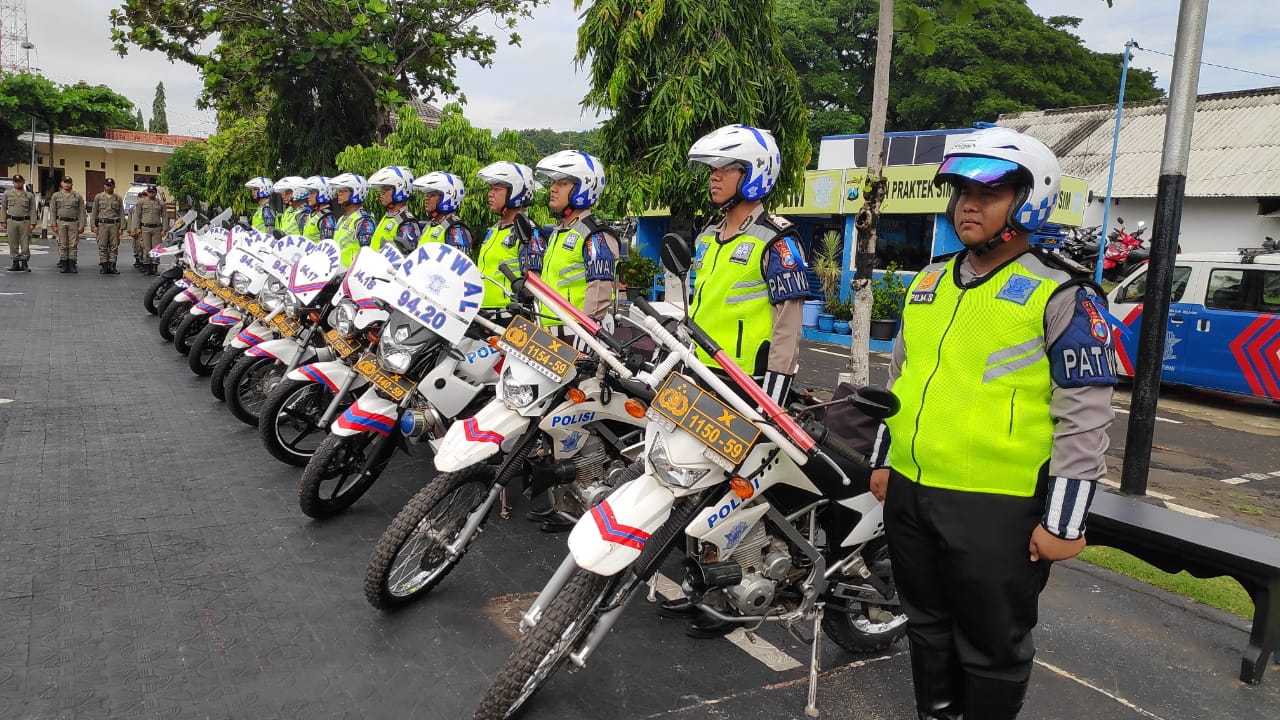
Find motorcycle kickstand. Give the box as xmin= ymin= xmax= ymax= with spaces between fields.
xmin=499 ymin=487 xmax=511 ymax=520
xmin=805 ymin=602 xmax=824 ymax=718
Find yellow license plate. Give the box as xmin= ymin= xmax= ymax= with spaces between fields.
xmin=497 ymin=315 xmax=581 ymax=382
xmin=270 ymin=314 xmax=303 ymax=338
xmin=215 ymin=285 xmax=236 ymax=302
xmin=354 ymin=353 xmax=414 ymax=402
xmin=325 ymin=329 xmax=361 ymax=359
xmin=244 ymin=301 xmax=267 ymax=320
xmin=652 ymin=372 xmax=761 ymax=466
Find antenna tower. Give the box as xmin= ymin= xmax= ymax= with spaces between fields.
xmin=0 ymin=0 xmax=31 ymax=73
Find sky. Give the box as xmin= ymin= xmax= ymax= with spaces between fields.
xmin=13 ymin=0 xmax=1280 ymax=137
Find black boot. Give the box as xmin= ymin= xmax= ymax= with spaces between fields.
xmin=99 ymin=262 xmax=108 ymax=274
xmin=58 ymin=258 xmax=68 ymax=273
xmin=107 ymin=262 xmax=120 ymax=274
xmin=961 ymin=676 xmax=1028 ymax=720
xmin=69 ymin=259 xmax=78 ymax=274
xmin=6 ymin=258 xmax=19 ymax=271
xmin=20 ymin=258 xmax=29 ymax=272
xmin=909 ymin=641 xmax=965 ymax=720
xmin=146 ymin=263 xmax=159 ymax=276
xmin=133 ymin=259 xmax=142 ymax=269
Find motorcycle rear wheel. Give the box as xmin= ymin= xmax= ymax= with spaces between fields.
xmin=142 ymin=276 xmax=173 ymax=315
xmin=210 ymin=345 xmax=246 ymax=402
xmin=297 ymin=429 xmax=399 ymax=519
xmin=821 ymin=539 xmax=908 ymax=654
xmin=157 ymin=298 xmax=188 ymax=342
xmin=188 ymin=324 xmax=229 ymax=376
xmin=225 ymin=354 xmax=283 ymax=426
xmin=173 ymin=312 xmax=210 ymax=356
xmin=154 ymin=283 xmax=184 ymax=319
xmin=473 ymin=568 xmax=614 ymax=720
xmin=364 ymin=465 xmax=495 ymax=611
xmin=259 ymin=379 xmax=339 ymax=466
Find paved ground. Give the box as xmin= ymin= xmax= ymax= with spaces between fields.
xmin=1 ymin=240 xmax=1278 ymax=720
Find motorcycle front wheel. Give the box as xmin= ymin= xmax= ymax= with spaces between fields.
xmin=188 ymin=323 xmax=229 ymax=376
xmin=142 ymin=276 xmax=174 ymax=315
xmin=157 ymin=298 xmax=188 ymax=342
xmin=153 ymin=283 xmax=185 ymax=319
xmin=211 ymin=345 xmax=246 ymax=402
xmin=258 ymin=379 xmax=340 ymax=466
xmin=297 ymin=429 xmax=399 ymax=519
xmin=173 ymin=312 xmax=210 ymax=356
xmin=473 ymin=568 xmax=615 ymax=720
xmin=225 ymin=354 xmax=284 ymax=426
xmin=364 ymin=465 xmax=496 ymax=611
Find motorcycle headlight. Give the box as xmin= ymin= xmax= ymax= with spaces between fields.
xmin=332 ymin=299 xmax=357 ymax=335
xmin=284 ymin=292 xmax=301 ymax=316
xmin=261 ymin=279 xmax=285 ymax=311
xmin=378 ymin=313 xmax=432 ymax=374
xmin=232 ymin=272 xmax=251 ymax=294
xmin=647 ymin=434 xmax=712 ymax=488
xmin=500 ymin=366 xmax=538 ymax=409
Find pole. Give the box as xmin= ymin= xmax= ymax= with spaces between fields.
xmin=1094 ymin=40 xmax=1136 ymax=285
xmin=28 ymin=114 xmax=35 ymax=185
xmin=1120 ymin=0 xmax=1208 ymax=496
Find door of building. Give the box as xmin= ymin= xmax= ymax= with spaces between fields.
xmin=85 ymin=170 xmax=105 ymax=200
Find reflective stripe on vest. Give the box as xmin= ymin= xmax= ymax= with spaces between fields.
xmin=689 ymin=221 xmax=775 ymax=374
xmin=538 ymin=217 xmax=595 ymax=327
xmin=884 ymin=254 xmax=1066 ymax=497
xmin=477 ymin=224 xmax=521 ymax=309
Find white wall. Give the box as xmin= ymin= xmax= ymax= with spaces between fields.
xmin=1082 ymin=197 xmax=1280 ymax=254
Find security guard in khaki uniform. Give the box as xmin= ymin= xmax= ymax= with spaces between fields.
xmin=130 ymin=185 xmax=166 ymax=275
xmin=51 ymin=176 xmax=87 ymax=274
xmin=1 ymin=174 xmax=36 ymax=272
xmin=91 ymin=178 xmax=125 ymax=274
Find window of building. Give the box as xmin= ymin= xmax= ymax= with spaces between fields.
xmin=887 ymin=137 xmax=916 ymax=165
xmin=84 ymin=160 xmax=90 ymax=168
xmin=59 ymin=158 xmax=65 ymax=166
xmin=100 ymin=162 xmax=106 ymax=169
xmin=134 ymin=164 xmax=139 ymax=171
xmin=876 ymin=214 xmax=935 ymax=271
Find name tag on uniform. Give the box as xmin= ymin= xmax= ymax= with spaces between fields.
xmin=730 ymin=242 xmax=753 ymax=265
xmin=910 ymin=269 xmax=944 ymax=304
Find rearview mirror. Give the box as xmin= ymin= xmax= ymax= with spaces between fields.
xmin=1116 ymin=217 xmax=1125 ymax=225
xmin=660 ymin=232 xmax=691 ymax=278
xmin=845 ymin=385 xmax=899 ymax=420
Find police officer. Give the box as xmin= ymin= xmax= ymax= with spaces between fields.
xmin=297 ymin=176 xmax=337 ymax=242
xmin=244 ymin=177 xmax=276 ymax=234
xmin=274 ymin=176 xmax=306 ymax=235
xmin=413 ymin=171 xmax=470 ymax=253
xmin=367 ymin=166 xmax=421 ymax=255
xmin=868 ymin=127 xmax=1116 ymax=720
xmin=1 ymin=174 xmax=36 ymax=272
xmin=91 ymin=178 xmax=125 ymax=274
xmin=534 ymin=150 xmax=618 ymax=329
xmin=329 ymin=173 xmax=375 ymax=267
xmin=51 ymin=176 xmax=87 ymax=274
xmin=474 ymin=162 xmax=543 ymax=311
xmin=129 ymin=185 xmax=166 ymax=275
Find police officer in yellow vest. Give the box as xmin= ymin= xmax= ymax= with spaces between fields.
xmin=473 ymin=162 xmax=543 ymax=312
xmin=329 ymin=173 xmax=376 ymax=267
xmin=867 ymin=127 xmax=1116 ymax=720
xmin=288 ymin=177 xmax=314 ymax=238
xmin=413 ymin=171 xmax=471 ymax=254
xmin=1 ymin=174 xmax=36 ymax=272
xmin=297 ymin=176 xmax=337 ymax=242
xmin=273 ymin=176 xmax=306 ymax=235
xmin=367 ymin=166 xmax=420 ymax=255
xmin=244 ymin=177 xmax=276 ymax=234
xmin=534 ymin=151 xmax=618 ymax=334
xmin=91 ymin=177 xmax=125 ymax=274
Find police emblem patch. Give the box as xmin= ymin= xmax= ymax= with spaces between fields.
xmin=774 ymin=239 xmax=798 ymax=269
xmin=910 ymin=269 xmax=944 ymax=304
xmin=995 ymin=275 xmax=1041 ymax=305
xmin=730 ymin=242 xmax=754 ymax=265
xmin=561 ymin=230 xmax=577 ymax=251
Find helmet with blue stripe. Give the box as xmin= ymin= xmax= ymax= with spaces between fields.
xmin=934 ymin=126 xmax=1061 ymax=234
xmin=535 ymin=150 xmax=606 ymax=210
xmin=330 ymin=173 xmax=369 ymax=206
xmin=368 ymin=166 xmax=415 ymax=204
xmin=298 ymin=176 xmax=333 ymax=204
xmin=412 ymin=171 xmax=465 ymax=213
xmin=477 ymin=162 xmax=536 ymax=209
xmin=244 ymin=176 xmax=274 ymax=200
xmin=688 ymin=125 xmax=781 ymax=205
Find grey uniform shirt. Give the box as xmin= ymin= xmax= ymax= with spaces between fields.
xmin=130 ymin=197 xmax=166 ymax=232
xmin=1 ymin=188 xmax=36 ymax=222
xmin=92 ymin=192 xmax=124 ymax=224
xmin=51 ymin=190 xmax=86 ymax=224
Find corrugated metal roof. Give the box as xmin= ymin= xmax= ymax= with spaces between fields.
xmin=999 ymin=86 xmax=1280 ymax=199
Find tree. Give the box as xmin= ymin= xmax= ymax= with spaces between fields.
xmin=109 ymin=0 xmax=543 ymax=151
xmin=510 ymin=128 xmax=602 ymax=165
xmin=204 ymin=116 xmax=269 ymax=215
xmin=573 ymin=0 xmax=810 ymax=231
xmin=135 ymin=108 xmax=145 ymax=130
xmin=58 ymin=82 xmax=142 ymax=136
xmin=159 ymin=141 xmax=209 ymax=204
xmin=0 ymin=73 xmax=142 ymax=163
xmin=150 ymin=82 xmax=169 ymax=134
xmin=778 ymin=0 xmax=1163 ymax=153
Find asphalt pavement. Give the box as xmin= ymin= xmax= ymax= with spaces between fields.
xmin=0 ymin=239 xmax=1277 ymax=719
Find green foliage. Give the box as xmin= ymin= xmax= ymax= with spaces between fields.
xmin=150 ymin=82 xmax=169 ymax=134
xmin=134 ymin=109 xmax=145 ymax=130
xmin=777 ymin=0 xmax=1163 ymax=150
xmin=831 ymin=299 xmax=853 ymax=321
xmin=616 ymin=254 xmax=660 ymax=292
xmin=0 ymin=72 xmax=142 ymax=162
xmin=574 ymin=0 xmax=811 ymax=227
xmin=511 ymin=128 xmax=602 ymax=165
xmin=267 ymin=73 xmax=377 ymax=176
xmin=872 ymin=262 xmax=907 ymax=320
xmin=159 ymin=141 xmax=209 ymax=206
xmin=204 ymin=116 xmax=269 ymax=215
xmin=812 ymin=230 xmax=844 ymax=308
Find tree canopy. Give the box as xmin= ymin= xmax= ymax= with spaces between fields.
xmin=150 ymin=82 xmax=169 ymax=134
xmin=0 ymin=72 xmax=141 ymax=163
xmin=778 ymin=0 xmax=1163 ymax=152
xmin=573 ymin=0 xmax=810 ymax=227
xmin=109 ymin=0 xmax=543 ymax=168
xmin=510 ymin=128 xmax=602 ymax=165
xmin=204 ymin=115 xmax=269 ymax=215
xmin=159 ymin=141 xmax=209 ymax=206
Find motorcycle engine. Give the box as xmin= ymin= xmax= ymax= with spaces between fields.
xmin=716 ymin=525 xmax=795 ymax=616
xmin=546 ymin=438 xmax=612 ymax=516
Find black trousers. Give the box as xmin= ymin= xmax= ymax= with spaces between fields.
xmin=884 ymin=471 xmax=1051 ymax=719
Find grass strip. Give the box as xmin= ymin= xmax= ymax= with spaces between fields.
xmin=1078 ymin=546 xmax=1254 ymax=619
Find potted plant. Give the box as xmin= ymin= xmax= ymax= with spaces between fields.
xmin=870 ymin=262 xmax=907 ymax=341
xmin=832 ymin=299 xmax=853 ymax=335
xmin=812 ymin=230 xmax=843 ymax=332
xmin=616 ymin=254 xmax=661 ymax=301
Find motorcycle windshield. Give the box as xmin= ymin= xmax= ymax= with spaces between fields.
xmin=372 ymin=242 xmax=484 ymax=344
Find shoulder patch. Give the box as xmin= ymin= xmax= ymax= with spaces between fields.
xmin=730 ymin=242 xmax=754 ymax=265
xmin=995 ymin=274 xmax=1041 ymax=305
xmin=1050 ymin=288 xmax=1118 ymax=388
xmin=760 ymin=213 xmax=794 ymax=233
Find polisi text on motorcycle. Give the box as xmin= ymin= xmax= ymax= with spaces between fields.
xmin=707 ymin=476 xmax=763 ymax=529
xmin=549 ymin=410 xmax=595 ymax=428
xmin=466 ymin=344 xmax=497 ymax=364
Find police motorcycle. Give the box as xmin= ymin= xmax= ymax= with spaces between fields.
xmin=222 ymin=236 xmax=346 ymax=426
xmin=255 ymin=244 xmax=398 ymax=467
xmin=185 ymin=227 xmax=278 ymax=376
xmin=157 ymin=225 xmax=231 ymax=344
xmin=296 ymin=241 xmax=506 ymax=519
xmin=361 ymin=266 xmax=677 ymax=612
xmin=147 ymin=206 xmax=230 ymax=315
xmin=172 ymin=226 xmax=272 ymax=359
xmin=471 ymin=236 xmax=905 ymax=720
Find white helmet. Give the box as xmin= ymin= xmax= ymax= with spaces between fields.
xmin=934 ymin=126 xmax=1061 ymax=234
xmin=275 ymin=176 xmax=305 ymax=197
xmin=477 ymin=161 xmax=536 ymax=209
xmin=244 ymin=176 xmax=274 ymax=200
xmin=535 ymin=150 xmax=606 ymax=210
xmin=297 ymin=176 xmax=333 ymax=204
xmin=688 ymin=124 xmax=781 ymax=204
xmin=330 ymin=172 xmax=369 ymax=205
xmin=367 ymin=165 xmax=414 ymax=204
xmin=412 ymin=171 xmax=465 ymax=213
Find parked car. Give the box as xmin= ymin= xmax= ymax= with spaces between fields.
xmin=123 ymin=183 xmax=151 ymax=221
xmin=1108 ymin=242 xmax=1280 ymax=400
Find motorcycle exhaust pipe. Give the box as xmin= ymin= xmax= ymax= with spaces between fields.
xmin=685 ymin=558 xmax=743 ymax=595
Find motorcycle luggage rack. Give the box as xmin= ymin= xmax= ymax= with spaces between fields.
xmin=1239 ymin=237 xmax=1278 ymax=264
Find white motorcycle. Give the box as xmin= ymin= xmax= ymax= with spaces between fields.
xmin=157 ymin=227 xmax=231 ymax=345
xmin=184 ymin=227 xmax=275 ymax=374
xmin=143 ymin=207 xmax=223 ymax=316
xmin=472 ymin=236 xmax=905 ymax=720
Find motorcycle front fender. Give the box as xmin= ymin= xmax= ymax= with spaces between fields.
xmin=161 ymin=266 xmax=183 ymax=280
xmin=433 ymin=400 xmax=533 ymax=473
xmin=191 ymin=296 xmax=224 ymax=316
xmin=231 ymin=320 xmax=275 ymax=349
xmin=245 ymin=337 xmax=307 ymax=363
xmin=331 ymin=388 xmax=399 ymax=437
xmin=568 ymin=472 xmax=675 ymax=577
xmin=176 ymin=288 xmax=199 ymax=304
xmin=209 ymin=307 xmax=243 ymax=327
xmin=286 ymin=360 xmax=361 ymax=393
